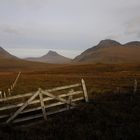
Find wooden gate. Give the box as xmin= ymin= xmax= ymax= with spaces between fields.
xmin=0 ymin=79 xmax=88 ymax=124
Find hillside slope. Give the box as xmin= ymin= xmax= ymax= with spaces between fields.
xmin=73 ymin=40 xmax=140 ymax=63
xmin=0 ymin=47 xmax=56 ymax=71
xmin=0 ymin=47 xmax=17 ymax=59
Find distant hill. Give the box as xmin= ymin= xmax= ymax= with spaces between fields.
xmin=0 ymin=47 xmax=56 ymax=71
xmin=73 ymin=39 xmax=140 ymax=63
xmin=0 ymin=47 xmax=17 ymax=59
xmin=26 ymin=50 xmax=71 ymax=64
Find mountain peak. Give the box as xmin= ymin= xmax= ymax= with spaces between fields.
xmin=98 ymin=39 xmax=121 ymax=47
xmin=124 ymin=41 xmax=140 ymax=46
xmin=73 ymin=39 xmax=140 ymax=63
xmin=0 ymin=46 xmax=10 ymax=55
xmin=0 ymin=46 xmax=6 ymax=52
xmin=47 ymin=50 xmax=58 ymax=56
xmin=0 ymin=46 xmax=16 ymax=59
xmin=26 ymin=50 xmax=71 ymax=64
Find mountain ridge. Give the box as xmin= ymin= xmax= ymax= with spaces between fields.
xmin=26 ymin=50 xmax=71 ymax=64
xmin=0 ymin=46 xmax=17 ymax=59
xmin=73 ymin=39 xmax=140 ymax=63
xmin=0 ymin=39 xmax=140 ymax=65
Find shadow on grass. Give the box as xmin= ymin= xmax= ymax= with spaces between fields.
xmin=0 ymin=91 xmax=140 ymax=140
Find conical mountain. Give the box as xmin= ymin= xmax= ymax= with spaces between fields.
xmin=26 ymin=50 xmax=71 ymax=64
xmin=0 ymin=47 xmax=55 ymax=71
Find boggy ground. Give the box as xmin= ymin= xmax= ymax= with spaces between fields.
xmin=0 ymin=63 xmax=140 ymax=140
xmin=0 ymin=63 xmax=140 ymax=96
xmin=0 ymin=91 xmax=140 ymax=140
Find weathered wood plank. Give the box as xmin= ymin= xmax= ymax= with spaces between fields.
xmin=46 ymin=83 xmax=81 ymax=92
xmin=21 ymin=97 xmax=84 ymax=114
xmin=0 ymin=91 xmax=83 ymax=111
xmin=0 ymin=114 xmax=9 ymax=119
xmin=81 ymin=79 xmax=89 ymax=102
xmin=42 ymin=90 xmax=76 ymax=106
xmin=13 ymin=114 xmax=43 ymax=123
xmin=39 ymin=90 xmax=47 ymax=120
xmin=0 ymin=80 xmax=86 ymax=124
xmin=67 ymin=95 xmax=73 ymax=110
xmin=3 ymin=92 xmax=6 ymax=98
xmin=0 ymin=97 xmax=84 ymax=120
xmin=133 ymin=79 xmax=138 ymax=94
xmin=6 ymin=90 xmax=40 ymax=123
xmin=0 ymin=92 xmax=34 ymax=102
xmin=13 ymin=108 xmax=71 ymax=123
xmin=0 ymin=91 xmax=2 ymax=98
xmin=12 ymin=72 xmax=21 ymax=89
xmin=0 ymin=83 xmax=81 ymax=102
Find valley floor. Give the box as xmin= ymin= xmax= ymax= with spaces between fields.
xmin=0 ymin=63 xmax=140 ymax=97
xmin=0 ymin=63 xmax=140 ymax=140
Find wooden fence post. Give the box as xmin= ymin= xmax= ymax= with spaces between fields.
xmin=67 ymin=90 xmax=73 ymax=110
xmin=3 ymin=92 xmax=6 ymax=98
xmin=67 ymin=95 xmax=73 ymax=110
xmin=8 ymin=88 xmax=11 ymax=96
xmin=0 ymin=91 xmax=2 ymax=98
xmin=12 ymin=72 xmax=21 ymax=89
xmin=39 ymin=89 xmax=47 ymax=120
xmin=81 ymin=79 xmax=89 ymax=102
xmin=10 ymin=85 xmax=13 ymax=90
xmin=133 ymin=79 xmax=137 ymax=94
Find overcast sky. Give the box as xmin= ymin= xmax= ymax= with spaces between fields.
xmin=0 ymin=0 xmax=140 ymax=58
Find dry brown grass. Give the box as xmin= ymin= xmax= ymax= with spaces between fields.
xmin=0 ymin=63 xmax=140 ymax=140
xmin=0 ymin=63 xmax=140 ymax=98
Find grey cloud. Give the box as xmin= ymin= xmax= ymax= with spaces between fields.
xmin=1 ymin=26 xmax=21 ymax=35
xmin=136 ymin=32 xmax=140 ymax=38
xmin=124 ymin=17 xmax=140 ymax=38
xmin=0 ymin=0 xmax=140 ymax=58
xmin=3 ymin=0 xmax=48 ymax=9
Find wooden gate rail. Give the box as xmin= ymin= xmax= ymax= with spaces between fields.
xmin=0 ymin=79 xmax=88 ymax=124
xmin=0 ymin=83 xmax=81 ymax=102
xmin=0 ymin=91 xmax=83 ymax=112
xmin=0 ymin=96 xmax=84 ymax=120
